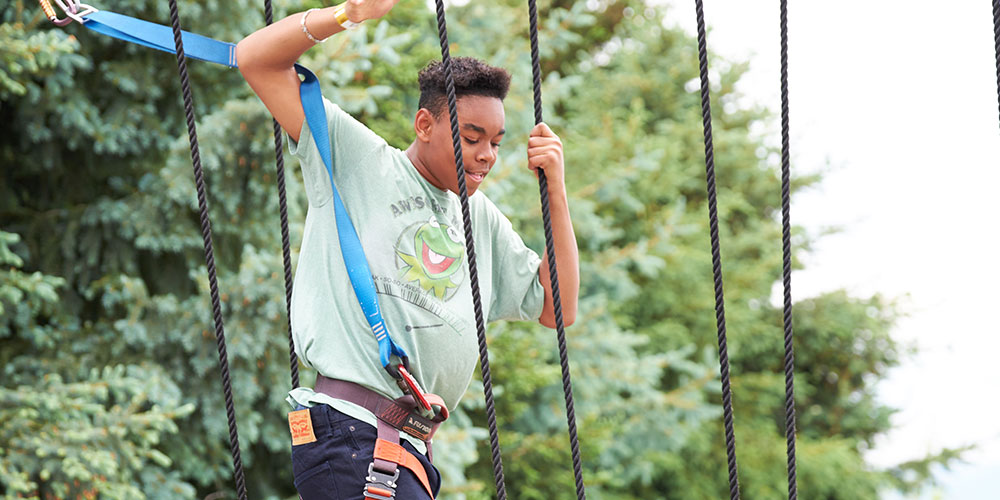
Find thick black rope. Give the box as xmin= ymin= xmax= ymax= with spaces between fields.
xmin=262 ymin=0 xmax=299 ymax=390
xmin=432 ymin=2 xmax=507 ymax=498
xmin=692 ymin=1 xmax=740 ymax=499
xmin=993 ymin=0 xmax=1000 ymax=127
xmin=526 ymin=1 xmax=586 ymax=498
xmin=165 ymin=2 xmax=248 ymax=498
xmin=779 ymin=0 xmax=798 ymax=498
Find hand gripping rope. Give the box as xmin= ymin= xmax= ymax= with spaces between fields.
xmin=431 ymin=2 xmax=587 ymax=498
xmin=526 ymin=0 xmax=587 ymax=498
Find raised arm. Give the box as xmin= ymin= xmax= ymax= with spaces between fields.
xmin=528 ymin=123 xmax=579 ymax=328
xmin=236 ymin=1 xmax=399 ymax=142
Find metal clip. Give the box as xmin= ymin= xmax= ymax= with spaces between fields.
xmin=395 ymin=365 xmax=434 ymax=417
xmin=363 ymin=462 xmax=399 ymax=499
xmin=38 ymin=0 xmax=98 ymax=26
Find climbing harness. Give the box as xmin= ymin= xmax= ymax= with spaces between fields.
xmin=313 ymin=375 xmax=447 ymax=499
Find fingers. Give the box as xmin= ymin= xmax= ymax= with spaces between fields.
xmin=526 ymin=123 xmax=564 ymax=181
xmin=530 ymin=122 xmax=557 ymax=138
xmin=527 ymin=149 xmax=561 ymax=169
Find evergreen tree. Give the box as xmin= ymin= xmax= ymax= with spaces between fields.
xmin=2 ymin=1 xmax=947 ymax=499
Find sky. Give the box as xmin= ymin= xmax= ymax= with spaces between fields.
xmin=658 ymin=0 xmax=1000 ymax=498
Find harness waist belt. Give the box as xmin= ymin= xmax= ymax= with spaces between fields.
xmin=314 ymin=375 xmax=448 ymax=443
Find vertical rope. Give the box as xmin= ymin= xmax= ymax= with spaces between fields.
xmin=262 ymin=0 xmax=299 ymax=390
xmin=993 ymin=0 xmax=1000 ymax=127
xmin=165 ymin=1 xmax=248 ymax=498
xmin=692 ymin=1 xmax=740 ymax=499
xmin=779 ymin=1 xmax=798 ymax=499
xmin=431 ymin=1 xmax=507 ymax=498
xmin=526 ymin=1 xmax=586 ymax=498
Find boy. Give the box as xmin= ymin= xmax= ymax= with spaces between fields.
xmin=237 ymin=1 xmax=578 ymax=497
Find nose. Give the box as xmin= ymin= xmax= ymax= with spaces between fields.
xmin=475 ymin=144 xmax=495 ymax=165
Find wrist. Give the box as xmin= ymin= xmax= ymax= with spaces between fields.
xmin=545 ymin=178 xmax=568 ymax=201
xmin=334 ymin=2 xmax=364 ymax=29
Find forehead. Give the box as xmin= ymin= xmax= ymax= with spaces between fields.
xmin=454 ymin=95 xmax=505 ymax=134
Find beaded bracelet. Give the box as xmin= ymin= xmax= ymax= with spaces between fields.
xmin=300 ymin=8 xmax=327 ymax=44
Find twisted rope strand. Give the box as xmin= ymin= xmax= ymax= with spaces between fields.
xmin=262 ymin=0 xmax=300 ymax=389
xmin=432 ymin=2 xmax=507 ymax=498
xmin=165 ymin=1 xmax=248 ymax=498
xmin=993 ymin=0 xmax=1000 ymax=127
xmin=779 ymin=0 xmax=798 ymax=498
xmin=693 ymin=1 xmax=740 ymax=498
xmin=526 ymin=1 xmax=586 ymax=498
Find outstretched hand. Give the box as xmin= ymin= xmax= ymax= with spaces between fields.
xmin=527 ymin=123 xmax=565 ymax=190
xmin=342 ymin=0 xmax=400 ymax=23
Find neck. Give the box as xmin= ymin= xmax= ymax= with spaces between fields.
xmin=405 ymin=142 xmax=448 ymax=192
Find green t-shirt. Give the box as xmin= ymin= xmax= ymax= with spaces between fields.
xmin=285 ymin=97 xmax=544 ymax=450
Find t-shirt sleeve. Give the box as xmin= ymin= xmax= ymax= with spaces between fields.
xmin=483 ymin=198 xmax=545 ymax=322
xmin=286 ymin=97 xmax=388 ymax=207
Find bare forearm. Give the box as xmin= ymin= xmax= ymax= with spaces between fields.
xmin=237 ymin=8 xmax=344 ymax=72
xmin=539 ymin=185 xmax=579 ymax=328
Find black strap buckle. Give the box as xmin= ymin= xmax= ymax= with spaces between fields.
xmin=363 ymin=462 xmax=399 ymax=500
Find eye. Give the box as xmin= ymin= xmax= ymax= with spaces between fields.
xmin=446 ymin=226 xmax=462 ymax=243
xmin=428 ymin=217 xmax=440 ymax=228
xmin=491 ymin=142 xmax=501 ymax=148
xmin=463 ymin=137 xmax=479 ymax=145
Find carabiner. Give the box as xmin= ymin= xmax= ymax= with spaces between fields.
xmin=380 ymin=346 xmax=433 ymax=416
xmin=38 ymin=0 xmax=98 ymax=26
xmin=395 ymin=365 xmax=433 ymax=415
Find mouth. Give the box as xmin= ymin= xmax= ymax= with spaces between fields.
xmin=464 ymin=170 xmax=487 ymax=183
xmin=422 ymin=241 xmax=457 ymax=275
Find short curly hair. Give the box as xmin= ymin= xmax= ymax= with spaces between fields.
xmin=417 ymin=57 xmax=511 ymax=118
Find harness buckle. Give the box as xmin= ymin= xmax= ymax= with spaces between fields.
xmin=364 ymin=462 xmax=400 ymax=500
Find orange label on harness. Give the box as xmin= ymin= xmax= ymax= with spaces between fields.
xmin=288 ymin=409 xmax=316 ymax=445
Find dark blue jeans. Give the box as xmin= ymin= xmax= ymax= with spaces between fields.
xmin=291 ymin=404 xmax=441 ymax=500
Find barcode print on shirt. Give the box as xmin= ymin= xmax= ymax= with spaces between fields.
xmin=373 ymin=278 xmax=470 ymax=333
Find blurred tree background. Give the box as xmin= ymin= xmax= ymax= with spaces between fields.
xmin=0 ymin=0 xmax=948 ymax=498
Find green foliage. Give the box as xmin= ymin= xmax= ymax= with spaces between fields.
xmin=1 ymin=0 xmax=947 ymax=499
xmin=1 ymin=231 xmax=195 ymax=498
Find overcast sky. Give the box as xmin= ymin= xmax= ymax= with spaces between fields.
xmin=658 ymin=1 xmax=1000 ymax=498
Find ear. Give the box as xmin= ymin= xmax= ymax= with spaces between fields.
xmin=413 ymin=108 xmax=436 ymax=143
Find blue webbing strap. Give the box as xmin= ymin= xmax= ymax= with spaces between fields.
xmin=75 ymin=9 xmax=410 ymax=373
xmin=82 ymin=10 xmax=237 ymax=67
xmin=296 ymin=65 xmax=410 ymax=372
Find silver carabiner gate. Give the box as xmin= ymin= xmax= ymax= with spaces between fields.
xmin=38 ymin=0 xmax=98 ymax=27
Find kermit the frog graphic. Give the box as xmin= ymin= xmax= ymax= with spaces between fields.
xmin=396 ymin=217 xmax=465 ymax=299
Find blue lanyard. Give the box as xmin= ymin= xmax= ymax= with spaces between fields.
xmin=296 ymin=65 xmax=411 ymax=375
xmin=75 ymin=9 xmax=412 ymax=377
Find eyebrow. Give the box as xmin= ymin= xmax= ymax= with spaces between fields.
xmin=462 ymin=123 xmax=506 ymax=136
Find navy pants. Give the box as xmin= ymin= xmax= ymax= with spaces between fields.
xmin=291 ymin=404 xmax=441 ymax=500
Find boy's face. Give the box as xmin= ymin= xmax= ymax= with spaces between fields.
xmin=420 ymin=95 xmax=505 ymax=196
